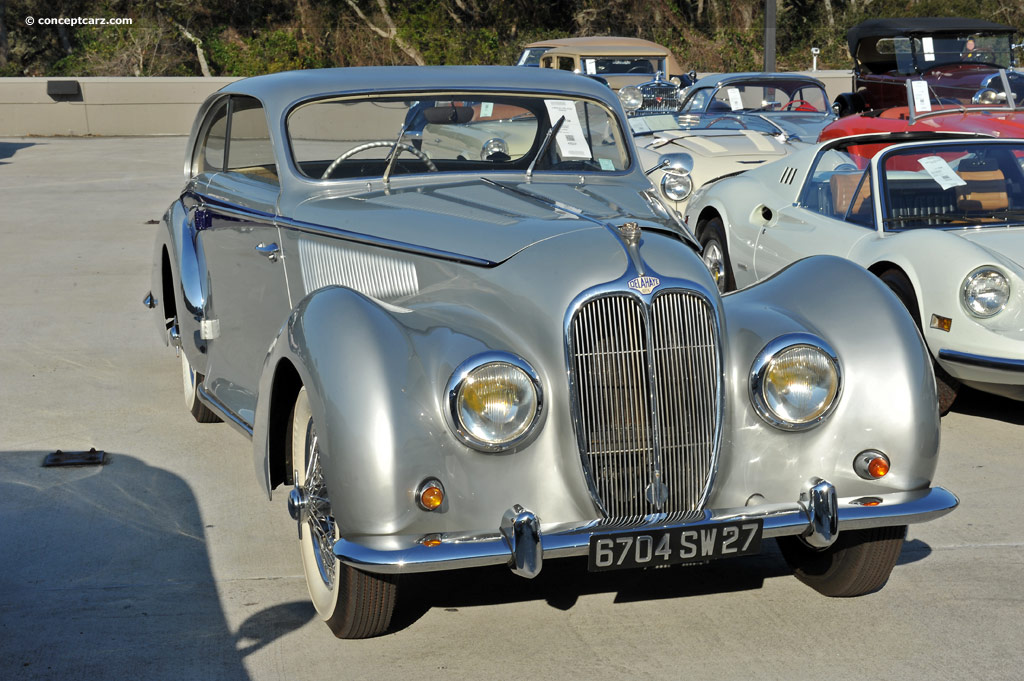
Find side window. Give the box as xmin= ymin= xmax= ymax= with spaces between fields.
xmin=541 ymin=56 xmax=553 ymax=69
xmin=193 ymin=100 xmax=228 ymax=175
xmin=557 ymin=56 xmax=575 ymax=71
xmin=226 ymin=97 xmax=278 ymax=185
xmin=829 ymin=170 xmax=873 ymax=225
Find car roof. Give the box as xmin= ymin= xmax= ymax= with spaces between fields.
xmin=847 ymin=17 xmax=1015 ymax=56
xmin=523 ymin=36 xmax=671 ymax=51
xmin=216 ymin=65 xmax=623 ymax=119
xmin=689 ymin=72 xmax=827 ymax=90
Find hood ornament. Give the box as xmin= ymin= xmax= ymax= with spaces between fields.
xmin=618 ymin=221 xmax=641 ymax=244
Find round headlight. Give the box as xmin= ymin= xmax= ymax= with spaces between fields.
xmin=618 ymin=85 xmax=643 ymax=112
xmin=962 ymin=267 xmax=1009 ymax=318
xmin=447 ymin=354 xmax=542 ymax=451
xmin=661 ymin=170 xmax=693 ymax=201
xmin=750 ymin=335 xmax=841 ymax=430
xmin=480 ymin=137 xmax=509 ymax=161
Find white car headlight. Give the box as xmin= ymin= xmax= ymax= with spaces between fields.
xmin=661 ymin=170 xmax=692 ymax=201
xmin=962 ymin=267 xmax=1010 ymax=318
xmin=750 ymin=335 xmax=841 ymax=430
xmin=618 ymin=86 xmax=643 ymax=112
xmin=447 ymin=353 xmax=542 ymax=451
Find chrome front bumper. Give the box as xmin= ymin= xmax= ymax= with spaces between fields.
xmin=333 ymin=478 xmax=959 ymax=578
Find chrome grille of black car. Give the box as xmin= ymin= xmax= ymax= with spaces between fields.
xmin=639 ymin=83 xmax=683 ymax=112
xmin=567 ymin=290 xmax=720 ymax=517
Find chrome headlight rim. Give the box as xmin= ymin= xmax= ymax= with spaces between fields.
xmin=961 ymin=266 xmax=1010 ymax=318
xmin=445 ymin=351 xmax=544 ymax=453
xmin=749 ymin=333 xmax=842 ymax=431
xmin=618 ymin=85 xmax=643 ymax=112
xmin=661 ymin=170 xmax=693 ymax=201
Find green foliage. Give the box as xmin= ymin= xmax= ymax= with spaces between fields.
xmin=4 ymin=0 xmax=1024 ymax=76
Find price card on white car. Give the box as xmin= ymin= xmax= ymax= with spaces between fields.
xmin=544 ymin=99 xmax=592 ymax=159
xmin=918 ymin=155 xmax=967 ymax=190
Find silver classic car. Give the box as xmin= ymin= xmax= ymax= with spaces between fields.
xmin=146 ymin=66 xmax=957 ymax=638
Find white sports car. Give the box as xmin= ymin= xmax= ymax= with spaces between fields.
xmin=685 ymin=133 xmax=1024 ymax=412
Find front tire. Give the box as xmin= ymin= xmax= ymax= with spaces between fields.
xmin=290 ymin=387 xmax=397 ymax=638
xmin=777 ymin=525 xmax=906 ymax=597
xmin=878 ymin=268 xmax=959 ymax=414
xmin=699 ymin=217 xmax=735 ymax=293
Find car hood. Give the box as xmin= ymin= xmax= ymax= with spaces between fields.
xmin=289 ymin=178 xmax=686 ymax=264
xmin=766 ymin=114 xmax=834 ymax=142
xmin=642 ymin=129 xmax=791 ymax=160
xmin=956 ymin=227 xmax=1024 ymax=269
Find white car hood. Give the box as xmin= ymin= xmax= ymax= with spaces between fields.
xmin=645 ymin=129 xmax=791 ymax=159
xmin=956 ymin=227 xmax=1024 ymax=269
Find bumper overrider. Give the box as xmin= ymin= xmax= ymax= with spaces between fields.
xmin=331 ymin=478 xmax=958 ymax=578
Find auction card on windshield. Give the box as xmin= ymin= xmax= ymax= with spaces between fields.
xmin=918 ymin=156 xmax=967 ymax=190
xmin=545 ymin=100 xmax=593 ymax=159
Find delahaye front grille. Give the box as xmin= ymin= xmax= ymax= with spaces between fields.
xmin=567 ymin=290 xmax=720 ymax=518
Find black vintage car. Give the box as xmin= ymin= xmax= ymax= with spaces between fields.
xmin=834 ymin=17 xmax=1024 ymax=116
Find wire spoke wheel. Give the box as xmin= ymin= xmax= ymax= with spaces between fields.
xmin=290 ymin=387 xmax=398 ymax=638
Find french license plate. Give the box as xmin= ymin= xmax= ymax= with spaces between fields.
xmin=587 ymin=520 xmax=763 ymax=572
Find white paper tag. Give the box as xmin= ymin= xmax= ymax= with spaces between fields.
xmin=922 ymin=36 xmax=935 ymax=62
xmin=918 ymin=156 xmax=967 ymax=190
xmin=628 ymin=116 xmax=652 ymax=134
xmin=911 ymin=80 xmax=932 ymax=112
xmin=480 ymin=102 xmax=494 ymax=118
xmin=584 ymin=59 xmax=597 ymax=75
xmin=727 ymin=87 xmax=744 ymax=111
xmin=544 ymin=100 xmax=592 ymax=159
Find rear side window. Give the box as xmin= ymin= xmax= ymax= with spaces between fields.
xmin=226 ymin=97 xmax=278 ymax=184
xmin=191 ymin=96 xmax=278 ymax=184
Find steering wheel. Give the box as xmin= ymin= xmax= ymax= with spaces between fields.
xmin=705 ymin=115 xmax=749 ymax=129
xmin=783 ymin=99 xmax=817 ymax=112
xmin=321 ymin=140 xmax=438 ymax=179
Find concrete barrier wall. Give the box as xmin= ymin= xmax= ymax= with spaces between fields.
xmin=0 ymin=71 xmax=853 ymax=137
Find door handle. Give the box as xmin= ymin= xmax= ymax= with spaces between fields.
xmin=255 ymin=242 xmax=280 ymax=262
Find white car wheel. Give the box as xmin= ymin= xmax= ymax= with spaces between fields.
xmin=290 ymin=387 xmax=397 ymax=638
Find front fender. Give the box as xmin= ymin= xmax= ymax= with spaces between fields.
xmin=714 ymin=255 xmax=939 ymax=507
xmin=149 ymin=196 xmax=208 ymax=358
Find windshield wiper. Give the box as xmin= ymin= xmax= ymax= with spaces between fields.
xmin=381 ymin=118 xmax=414 ymax=189
xmin=526 ymin=115 xmax=565 ymax=184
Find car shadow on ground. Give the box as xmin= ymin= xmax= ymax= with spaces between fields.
xmin=389 ymin=534 xmax=933 ymax=632
xmin=950 ymin=387 xmax=1023 ymax=425
xmin=0 ymin=451 xmax=312 ymax=680
xmin=0 ymin=140 xmax=36 ymax=165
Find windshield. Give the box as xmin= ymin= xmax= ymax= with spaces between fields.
xmin=288 ymin=93 xmax=630 ymax=180
xmin=516 ymin=48 xmax=547 ymax=67
xmin=696 ymin=80 xmax=830 ymax=114
xmin=881 ymin=142 xmax=1024 ymax=229
xmin=581 ymin=56 xmax=666 ymax=76
xmin=913 ymin=33 xmax=1015 ymax=69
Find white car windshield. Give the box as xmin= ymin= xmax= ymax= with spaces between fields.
xmin=288 ymin=93 xmax=630 ymax=180
xmin=880 ymin=142 xmax=1024 ymax=229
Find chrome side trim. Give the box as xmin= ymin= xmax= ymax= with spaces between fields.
xmin=196 ymin=385 xmax=254 ymax=438
xmin=332 ymin=484 xmax=958 ymax=575
xmin=938 ymin=349 xmax=1024 ymax=373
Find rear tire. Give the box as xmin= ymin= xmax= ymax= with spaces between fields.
xmin=699 ymin=217 xmax=735 ymax=293
xmin=878 ymin=268 xmax=959 ymax=414
xmin=777 ymin=525 xmax=906 ymax=597
xmin=290 ymin=387 xmax=398 ymax=638
xmin=181 ymin=352 xmax=221 ymax=423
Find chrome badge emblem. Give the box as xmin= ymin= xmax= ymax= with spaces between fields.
xmin=628 ymin=276 xmax=660 ymax=295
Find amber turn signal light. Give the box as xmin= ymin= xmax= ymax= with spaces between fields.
xmin=854 ymin=450 xmax=891 ymax=481
xmin=417 ymin=478 xmax=445 ymax=511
